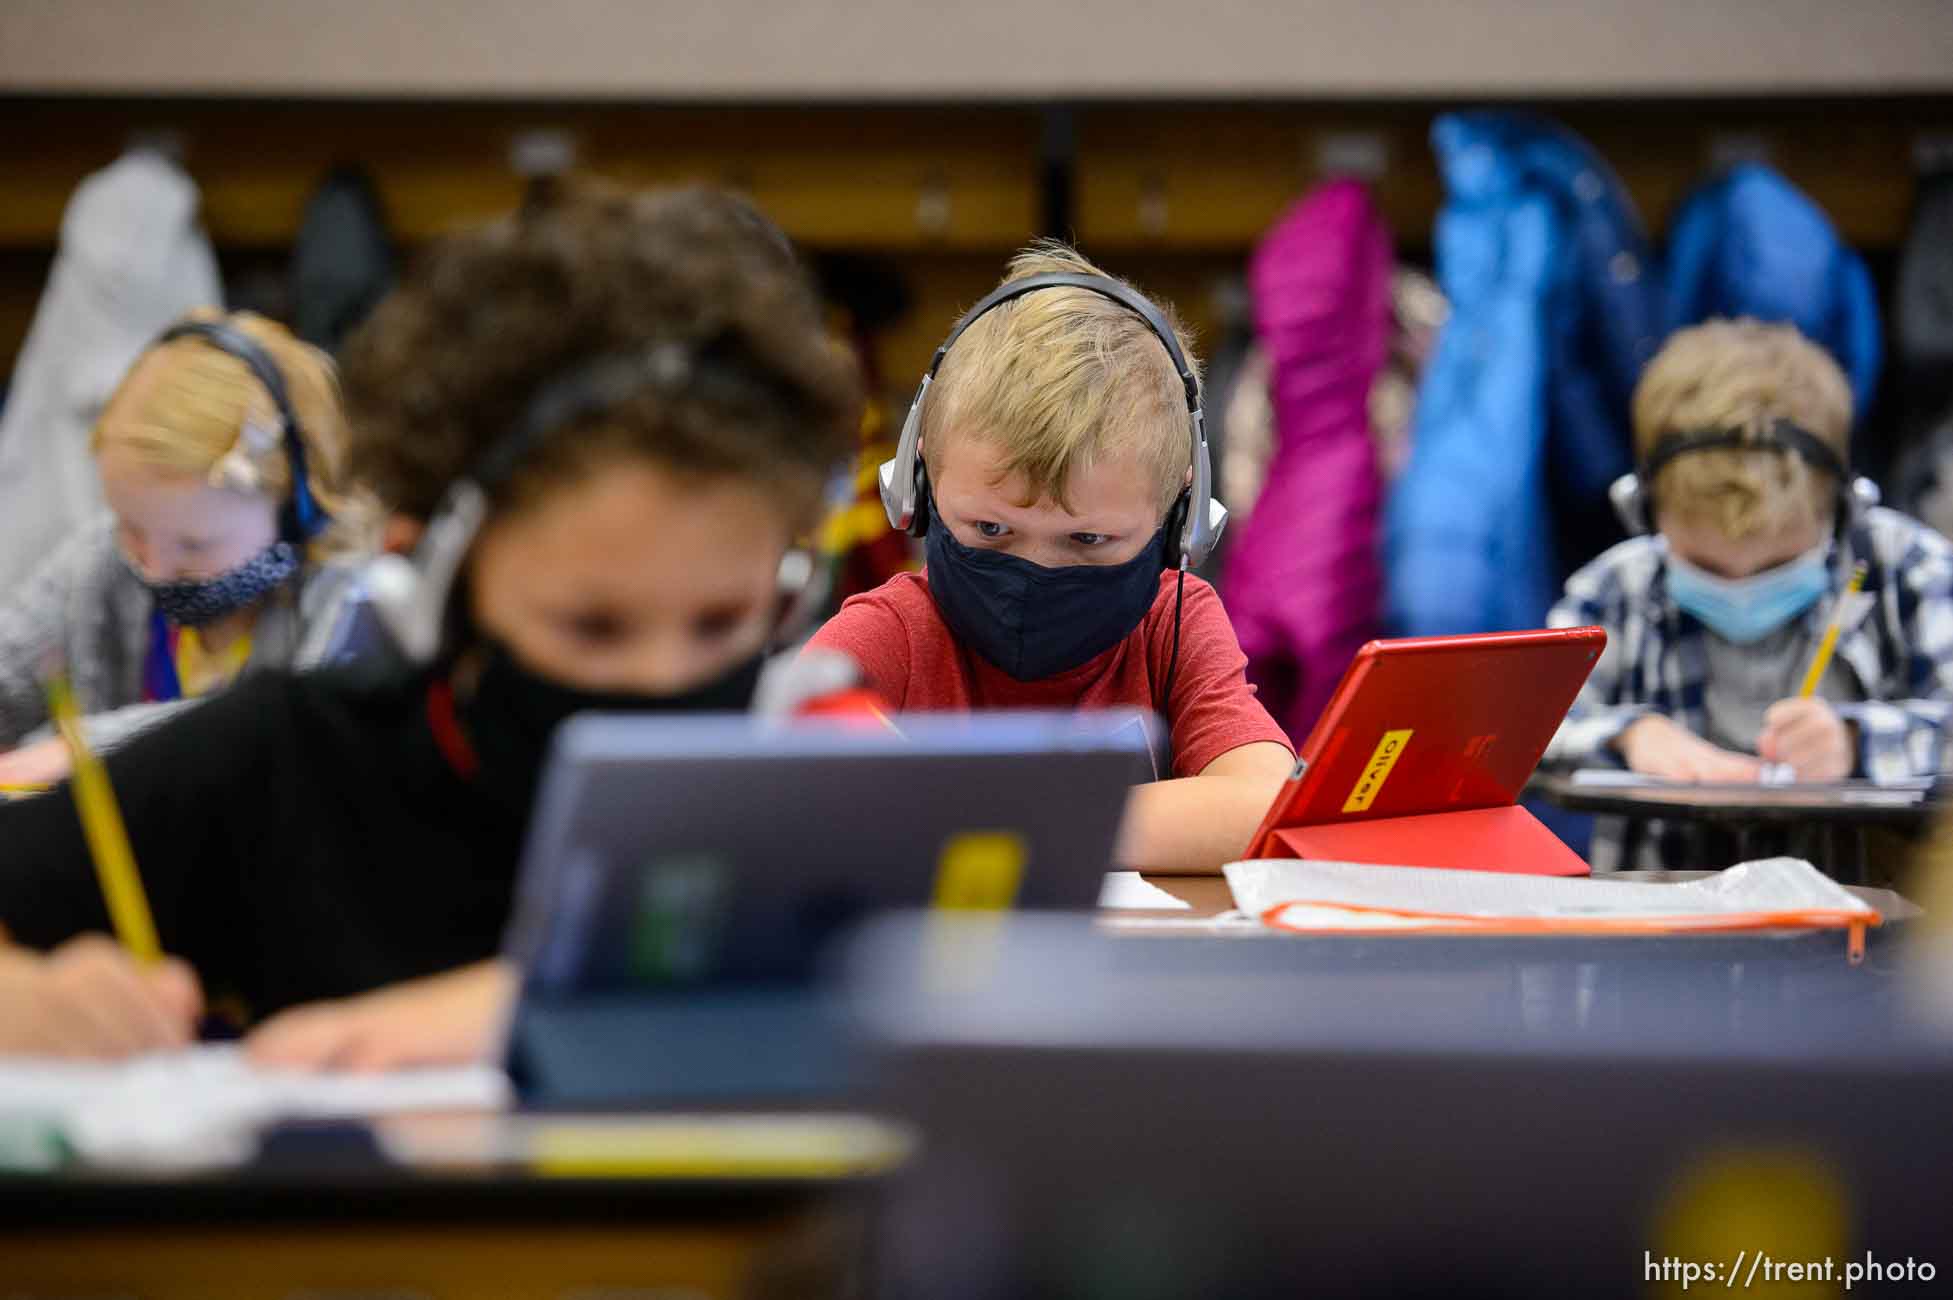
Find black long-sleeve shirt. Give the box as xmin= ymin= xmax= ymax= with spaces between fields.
xmin=0 ymin=667 xmax=527 ymax=1020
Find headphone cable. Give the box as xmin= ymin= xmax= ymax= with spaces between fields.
xmin=1157 ymin=566 xmax=1187 ymax=777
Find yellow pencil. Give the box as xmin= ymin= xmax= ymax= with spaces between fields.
xmin=43 ymin=670 xmax=161 ymax=964
xmin=1798 ymin=562 xmax=1868 ymax=699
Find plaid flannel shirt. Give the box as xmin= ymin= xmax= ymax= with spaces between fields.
xmin=1542 ymin=506 xmax=1953 ymax=868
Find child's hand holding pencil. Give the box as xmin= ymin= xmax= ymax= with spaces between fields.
xmin=0 ymin=659 xmax=206 ymax=1058
xmin=1756 ymin=697 xmax=1855 ymax=782
xmin=1757 ymin=562 xmax=1867 ymax=783
xmin=0 ymin=930 xmax=203 ymax=1058
xmin=0 ymin=648 xmax=208 ymax=1054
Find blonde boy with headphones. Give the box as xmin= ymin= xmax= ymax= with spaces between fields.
xmin=809 ymin=243 xmax=1294 ymax=873
xmin=1545 ymin=319 xmax=1953 ymax=869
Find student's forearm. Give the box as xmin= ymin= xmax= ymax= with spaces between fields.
xmin=1545 ymin=704 xmax=1655 ymax=767
xmin=21 ymin=700 xmax=198 ymax=756
xmin=246 ymin=959 xmax=517 ymax=1070
xmin=1116 ymin=774 xmax=1279 ymax=875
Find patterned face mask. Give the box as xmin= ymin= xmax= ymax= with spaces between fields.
xmin=127 ymin=540 xmax=301 ymax=627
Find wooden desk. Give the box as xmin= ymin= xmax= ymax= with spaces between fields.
xmin=0 ymin=1112 xmax=904 ymax=1299
xmin=1132 ymin=874 xmax=1235 ymax=916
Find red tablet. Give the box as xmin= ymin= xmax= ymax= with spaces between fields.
xmin=1245 ymin=627 xmax=1607 ymax=875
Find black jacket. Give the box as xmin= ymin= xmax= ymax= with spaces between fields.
xmin=0 ymin=667 xmax=524 ymax=1020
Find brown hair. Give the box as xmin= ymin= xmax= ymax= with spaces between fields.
xmin=1634 ymin=318 xmax=1854 ymax=540
xmin=921 ymin=240 xmax=1196 ymax=517
xmin=338 ymin=180 xmax=862 ymax=532
xmin=93 ymin=309 xmax=367 ymax=555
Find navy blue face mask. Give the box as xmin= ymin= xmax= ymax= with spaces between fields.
xmin=924 ymin=499 xmax=1167 ymax=681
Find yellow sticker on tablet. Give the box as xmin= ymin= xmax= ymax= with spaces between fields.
xmin=926 ymin=832 xmax=1025 ymax=995
xmin=1342 ymin=729 xmax=1413 ymax=813
xmin=932 ymin=831 xmax=1026 ymax=910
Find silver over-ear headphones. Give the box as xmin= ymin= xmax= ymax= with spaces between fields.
xmin=877 ymin=271 xmax=1227 ymax=570
xmin=365 ymin=343 xmax=823 ymax=666
xmin=1608 ymin=421 xmax=1881 ymax=537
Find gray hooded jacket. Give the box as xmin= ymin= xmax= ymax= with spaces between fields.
xmin=0 ymin=518 xmax=363 ymax=752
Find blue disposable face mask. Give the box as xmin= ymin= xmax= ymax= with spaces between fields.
xmin=1664 ymin=541 xmax=1832 ymax=644
xmin=924 ymin=499 xmax=1166 ymax=681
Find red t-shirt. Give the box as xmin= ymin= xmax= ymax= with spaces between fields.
xmin=806 ymin=570 xmax=1293 ymax=778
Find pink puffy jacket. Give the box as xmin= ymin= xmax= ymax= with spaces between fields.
xmin=1223 ymin=180 xmax=1392 ymax=744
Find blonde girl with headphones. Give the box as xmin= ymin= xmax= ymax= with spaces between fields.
xmin=0 ymin=310 xmax=370 ymax=785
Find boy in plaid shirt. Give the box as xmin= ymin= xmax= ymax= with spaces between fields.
xmin=1543 ymin=320 xmax=1953 ymax=869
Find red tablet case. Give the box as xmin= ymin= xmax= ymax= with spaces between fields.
xmin=1245 ymin=627 xmax=1607 ymax=876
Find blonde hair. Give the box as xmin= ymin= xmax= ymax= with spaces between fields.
xmin=1634 ymin=318 xmax=1854 ymax=541
xmin=921 ymin=241 xmax=1196 ymax=517
xmin=91 ymin=309 xmax=371 ymax=555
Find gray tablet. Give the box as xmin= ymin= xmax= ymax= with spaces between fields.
xmin=499 ymin=710 xmax=1149 ymax=1104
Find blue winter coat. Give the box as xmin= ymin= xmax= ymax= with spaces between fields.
xmin=1666 ymin=162 xmax=1882 ymax=420
xmin=1384 ymin=113 xmax=1665 ymax=635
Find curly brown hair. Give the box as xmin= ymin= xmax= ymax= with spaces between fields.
xmin=338 ymin=180 xmax=862 ymax=531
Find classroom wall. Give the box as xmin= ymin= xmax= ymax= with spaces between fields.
xmin=2 ymin=0 xmax=1951 ymax=98
xmin=1 ymin=95 xmax=1949 ymax=409
xmin=2 ymin=0 xmax=1949 ymax=408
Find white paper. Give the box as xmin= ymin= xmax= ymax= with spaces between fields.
xmin=1099 ymin=914 xmax=1263 ymax=934
xmin=1225 ymin=856 xmax=1876 ymax=931
xmin=1570 ymin=768 xmax=1931 ymax=795
xmin=0 ymin=1043 xmax=509 ymax=1168
xmin=1097 ymin=871 xmax=1193 ymax=910
xmin=1570 ymin=769 xmax=1681 ymax=788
